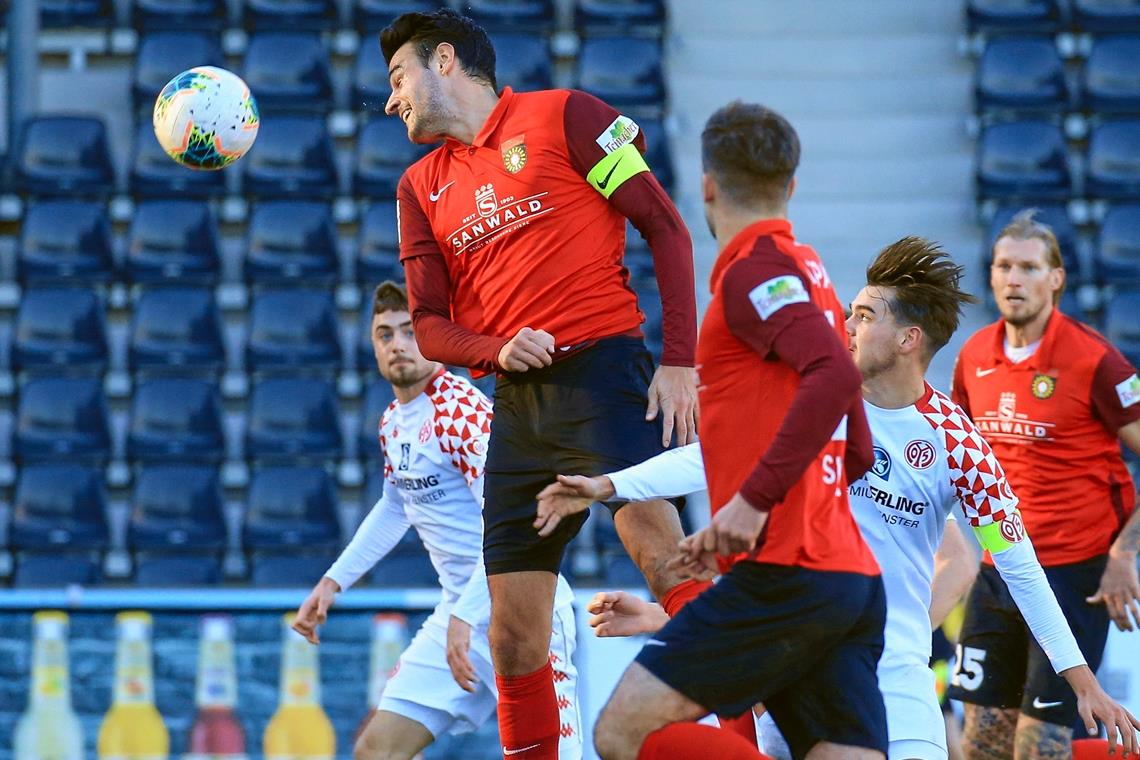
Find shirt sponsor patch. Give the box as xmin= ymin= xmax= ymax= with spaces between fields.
xmin=596 ymin=115 xmax=640 ymax=154
xmin=748 ymin=275 xmax=809 ymax=320
xmin=1116 ymin=374 xmax=1140 ymax=408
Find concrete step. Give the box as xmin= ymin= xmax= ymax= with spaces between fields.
xmin=671 ymin=0 xmax=965 ymax=37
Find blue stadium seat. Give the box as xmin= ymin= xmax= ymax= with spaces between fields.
xmin=354 ymin=117 xmax=433 ymax=198
xmin=13 ymin=288 xmax=108 ymax=376
xmin=576 ymin=37 xmax=664 ymax=109
xmin=249 ymin=553 xmax=337 ymax=586
xmin=363 ymin=465 xmax=386 ymax=505
xmin=1096 ymin=205 xmax=1140 ymax=285
xmin=603 ymin=551 xmax=647 ymax=589
xmin=246 ymin=201 xmax=339 ymax=285
xmin=1104 ymin=290 xmax=1140 ymax=366
xmin=245 ymin=0 xmax=337 ymax=30
xmin=353 ymin=0 xmax=443 ymax=32
xmin=1073 ymin=0 xmax=1140 ymax=32
xmin=575 ymin=0 xmax=665 ymax=35
xmin=15 ymin=378 xmax=111 ymax=464
xmin=357 ymin=299 xmax=380 ymax=368
xmin=41 ymin=0 xmax=112 ymax=27
xmin=985 ymin=205 xmax=1079 ymax=274
xmin=976 ymin=121 xmax=1070 ymax=201
xmin=633 ymin=278 xmax=663 ymax=359
xmin=623 ymin=220 xmax=654 ymax=279
xmin=638 ymin=116 xmax=673 ymax=195
xmin=18 ymin=201 xmax=114 ymax=285
xmin=975 ymin=37 xmax=1068 ymax=113
xmin=126 ymin=200 xmax=222 ymax=284
xmin=357 ymin=201 xmax=402 ymax=284
xmin=359 ymin=379 xmax=396 ymax=457
xmin=1084 ymin=36 xmax=1140 ymax=114
xmin=245 ymin=465 xmax=340 ymax=548
xmin=965 ymin=0 xmax=1065 ymax=34
xmin=369 ymin=550 xmax=438 ymax=587
xmin=464 ymin=0 xmax=554 ymax=32
xmin=132 ymin=0 xmax=227 ymax=30
xmin=134 ymin=553 xmax=221 ymax=585
xmin=489 ymin=33 xmax=552 ymax=93
xmin=243 ymin=115 xmax=338 ymax=198
xmin=1086 ymin=120 xmax=1140 ymax=199
xmin=242 ymin=33 xmax=333 ymax=114
xmin=247 ymin=289 xmax=341 ymax=374
xmin=12 ymin=464 xmax=108 ymax=550
xmin=14 ymin=116 xmax=116 ymax=198
xmin=353 ymin=41 xmax=392 ymax=112
xmin=131 ymin=120 xmax=226 ymax=198
xmin=128 ymin=378 xmax=226 ymax=462
xmin=130 ymin=465 xmax=226 ymax=550
xmin=129 ymin=288 xmax=226 ymax=375
xmin=132 ymin=33 xmax=226 ymax=112
xmin=246 ymin=378 xmax=343 ymax=461
xmin=13 ymin=555 xmax=101 ymax=587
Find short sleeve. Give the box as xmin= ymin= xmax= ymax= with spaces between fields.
xmin=1090 ymin=346 xmax=1140 ymax=432
xmin=396 ymin=173 xmax=443 ymax=262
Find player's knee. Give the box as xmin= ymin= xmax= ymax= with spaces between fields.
xmin=593 ymin=710 xmax=625 ymax=760
xmin=489 ymin=618 xmax=547 ymax=671
xmin=353 ymin=737 xmax=407 ymax=760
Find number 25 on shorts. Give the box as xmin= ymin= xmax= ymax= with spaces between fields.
xmin=952 ymin=644 xmax=986 ymax=691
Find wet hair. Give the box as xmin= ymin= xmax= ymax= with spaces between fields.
xmin=380 ymin=8 xmax=496 ymax=89
xmin=701 ymin=101 xmax=800 ymax=208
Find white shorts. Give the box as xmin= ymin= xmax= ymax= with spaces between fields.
xmin=880 ymin=664 xmax=948 ymax=760
xmin=378 ymin=602 xmax=582 ymax=758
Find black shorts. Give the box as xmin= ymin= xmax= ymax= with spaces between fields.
xmin=482 ymin=336 xmax=674 ymax=576
xmin=636 ymin=562 xmax=889 ymax=760
xmin=946 ymin=556 xmax=1110 ymax=727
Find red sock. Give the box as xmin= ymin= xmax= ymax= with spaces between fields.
xmin=637 ymin=722 xmax=772 ymax=760
xmin=717 ymin=711 xmax=758 ymax=746
xmin=496 ymin=662 xmax=559 ymax=759
xmin=1073 ymin=738 xmax=1111 ymax=759
xmin=661 ymin=579 xmax=713 ymax=617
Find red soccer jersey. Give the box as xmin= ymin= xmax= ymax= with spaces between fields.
xmin=952 ymin=311 xmax=1140 ymax=566
xmin=397 ymin=87 xmax=696 ymax=374
xmin=697 ymin=219 xmax=879 ymax=576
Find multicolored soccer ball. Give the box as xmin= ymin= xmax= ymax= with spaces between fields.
xmin=153 ymin=66 xmax=259 ymax=170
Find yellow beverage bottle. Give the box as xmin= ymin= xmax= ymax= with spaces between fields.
xmin=97 ymin=611 xmax=170 ymax=760
xmin=262 ymin=613 xmax=335 ymax=760
xmin=15 ymin=611 xmax=85 ymax=760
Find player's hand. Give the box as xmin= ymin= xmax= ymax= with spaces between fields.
xmin=675 ymin=493 xmax=767 ymax=579
xmin=646 ymin=365 xmax=698 ymax=447
xmin=446 ymin=615 xmax=478 ymax=693
xmin=496 ymin=327 xmax=555 ymax=372
xmin=292 ymin=576 xmax=340 ymax=645
xmin=1069 ymin=669 xmax=1140 ymax=756
xmin=1087 ymin=549 xmax=1140 ymax=632
xmin=586 ymin=591 xmax=669 ymax=637
xmin=534 ymin=475 xmax=615 ymax=537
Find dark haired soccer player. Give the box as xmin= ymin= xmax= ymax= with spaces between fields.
xmin=378 ymin=9 xmax=701 ymax=758
xmin=949 ymin=210 xmax=1140 ymax=759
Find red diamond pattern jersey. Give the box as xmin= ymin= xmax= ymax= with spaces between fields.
xmin=427 ymin=371 xmax=493 ymax=487
xmin=952 ymin=310 xmax=1140 ymax=566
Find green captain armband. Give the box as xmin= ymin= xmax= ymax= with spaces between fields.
xmin=587 ymin=142 xmax=649 ymax=199
xmin=973 ymin=512 xmax=1027 ymax=554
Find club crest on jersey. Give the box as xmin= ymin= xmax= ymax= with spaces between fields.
xmin=419 ymin=419 xmax=432 ymax=444
xmin=475 ymin=184 xmax=498 ymax=218
xmin=1031 ymin=373 xmax=1056 ymax=399
xmin=999 ymin=512 xmax=1025 ymax=543
xmin=904 ymin=439 xmax=936 ymax=470
xmin=501 ymin=135 xmax=527 ymax=174
xmin=1117 ymin=374 xmax=1140 ymax=408
xmin=871 ymin=446 xmax=892 ymax=481
xmin=998 ymin=392 xmax=1017 ymax=419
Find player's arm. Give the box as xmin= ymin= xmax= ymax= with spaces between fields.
xmin=448 ymin=556 xmax=488 ymax=693
xmin=929 ymin=517 xmax=977 ymax=628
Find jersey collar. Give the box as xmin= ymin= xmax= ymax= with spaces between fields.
xmin=984 ymin=307 xmax=1063 ymax=371
xmin=444 ymin=86 xmax=515 ymax=153
xmin=709 ymin=218 xmax=795 ymax=292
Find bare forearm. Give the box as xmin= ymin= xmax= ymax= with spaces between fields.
xmin=1111 ymin=505 xmax=1140 ymax=557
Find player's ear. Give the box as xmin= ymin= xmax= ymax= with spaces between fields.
xmin=434 ymin=42 xmax=456 ymax=74
xmin=786 ymin=175 xmax=796 ymax=202
xmin=900 ymin=325 xmax=923 ymax=354
xmin=702 ymin=173 xmax=715 ymax=204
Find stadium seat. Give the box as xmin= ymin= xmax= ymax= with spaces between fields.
xmin=131 ymin=0 xmax=227 ymax=30
xmin=246 ymin=377 xmax=343 ymax=461
xmin=353 ymin=41 xmax=392 ymax=112
xmin=129 ymin=288 xmax=226 ymax=375
xmin=242 ymin=115 xmax=338 ymax=198
xmin=1073 ymin=0 xmax=1140 ymax=33
xmin=354 ymin=0 xmax=443 ymax=32
xmin=12 ymin=555 xmax=101 ymax=587
xmin=130 ymin=120 xmax=227 ymax=198
xmin=126 ymin=200 xmax=222 ymax=284
xmin=247 ymin=289 xmax=342 ymax=374
xmin=15 ymin=377 xmax=111 ymax=464
xmin=603 ymin=552 xmax=647 ymax=589
xmin=633 ymin=278 xmax=663 ymax=358
xmin=41 ymin=0 xmax=112 ymax=27
xmin=17 ymin=201 xmax=114 ymax=285
xmin=1096 ymin=205 xmax=1140 ymax=285
xmin=358 ymin=379 xmax=396 ymax=456
xmin=576 ymin=37 xmax=665 ymax=109
xmin=489 ymin=33 xmax=553 ymax=93
xmin=245 ymin=465 xmax=340 ymax=548
xmin=354 ymin=117 xmax=433 ymax=198
xmin=357 ymin=201 xmax=402 ymax=284
xmin=985 ymin=205 xmax=1079 ymax=275
xmin=242 ymin=33 xmax=334 ymax=114
xmin=638 ymin=116 xmax=674 ymax=195
xmin=975 ymin=37 xmax=1068 ymax=113
xmin=13 ymin=288 xmax=108 ymax=376
xmin=11 ymin=464 xmax=108 ymax=550
xmin=130 ymin=465 xmax=226 ymax=550
xmin=128 ymin=378 xmax=226 ymax=462
xmin=975 ymin=121 xmax=1070 ymax=201
xmin=369 ymin=550 xmax=439 ymax=587
xmin=133 ymin=553 xmax=221 ymax=585
xmin=245 ymin=0 xmax=337 ymax=30
xmin=1104 ymin=290 xmax=1140 ymax=366
xmin=965 ymin=0 xmax=1065 ymax=34
xmin=463 ymin=0 xmax=554 ymax=32
xmin=249 ymin=552 xmax=337 ymax=586
xmin=623 ymin=220 xmax=655 ymax=279
xmin=131 ymin=32 xmax=226 ymax=112
xmin=13 ymin=116 xmax=116 ymax=198
xmin=1083 ymin=36 xmax=1140 ymax=114
xmin=575 ymin=0 xmax=666 ymax=35
xmin=1086 ymin=120 xmax=1140 ymax=199
xmin=246 ymin=201 xmax=339 ymax=285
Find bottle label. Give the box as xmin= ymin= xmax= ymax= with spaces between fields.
xmin=184 ymin=754 xmax=250 ymax=760
xmin=281 ymin=666 xmax=319 ymax=706
xmin=33 ymin=638 xmax=69 ymax=702
xmin=195 ymin=638 xmax=237 ymax=708
xmin=114 ymin=640 xmax=155 ymax=704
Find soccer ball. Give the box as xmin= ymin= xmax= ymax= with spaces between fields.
xmin=152 ymin=66 xmax=259 ymax=170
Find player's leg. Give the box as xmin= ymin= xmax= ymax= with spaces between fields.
xmin=962 ymin=705 xmax=1019 ymax=760
xmin=354 ymin=710 xmax=433 ymax=760
xmin=612 ymin=498 xmax=690 ymax=600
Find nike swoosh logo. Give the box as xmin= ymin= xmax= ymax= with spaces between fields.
xmin=597 ymin=158 xmax=623 ymax=190
xmin=429 ymin=181 xmax=455 ymax=201
xmin=976 ymin=367 xmax=997 ymax=377
xmin=644 ymin=639 xmax=666 ymax=647
xmin=503 ymin=744 xmax=541 ymax=756
xmin=1032 ymin=697 xmax=1064 ymax=709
